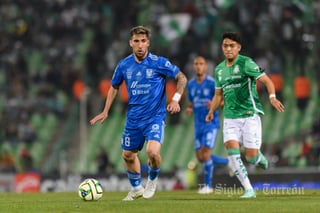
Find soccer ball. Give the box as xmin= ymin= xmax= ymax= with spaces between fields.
xmin=78 ymin=178 xmax=103 ymax=201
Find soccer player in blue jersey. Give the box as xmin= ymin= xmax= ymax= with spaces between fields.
xmin=186 ymin=56 xmax=232 ymax=194
xmin=90 ymin=26 xmax=187 ymax=201
xmin=206 ymin=32 xmax=285 ymax=198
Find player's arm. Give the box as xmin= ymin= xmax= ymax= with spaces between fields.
xmin=205 ymin=88 xmax=223 ymax=122
xmin=174 ymin=71 xmax=187 ymax=95
xmin=258 ymin=74 xmax=285 ymax=112
xmin=207 ymin=96 xmax=224 ymax=108
xmin=90 ymin=85 xmax=120 ymax=125
xmin=167 ymin=71 xmax=187 ymax=114
xmin=220 ymin=98 xmax=224 ymax=107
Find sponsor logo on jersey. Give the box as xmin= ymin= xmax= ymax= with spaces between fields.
xmin=225 ymin=83 xmax=241 ymax=89
xmin=232 ymin=75 xmax=241 ymax=79
xmin=130 ymin=80 xmax=151 ymax=95
xmin=130 ymin=81 xmax=138 ymax=88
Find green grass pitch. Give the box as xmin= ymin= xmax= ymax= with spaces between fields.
xmin=0 ymin=190 xmax=320 ymax=213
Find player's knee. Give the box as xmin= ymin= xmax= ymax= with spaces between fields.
xmin=197 ymin=156 xmax=204 ymax=162
xmin=122 ymin=151 xmax=136 ymax=163
xmin=146 ymin=149 xmax=160 ymax=160
xmin=196 ymin=147 xmax=211 ymax=162
xmin=197 ymin=154 xmax=210 ymax=163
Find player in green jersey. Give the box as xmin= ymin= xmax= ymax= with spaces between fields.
xmin=205 ymin=32 xmax=285 ymax=198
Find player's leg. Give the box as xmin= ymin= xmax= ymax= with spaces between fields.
xmin=211 ymin=154 xmax=234 ymax=177
xmin=209 ymin=128 xmax=229 ymax=165
xmin=206 ymin=128 xmax=234 ymax=177
xmin=122 ymin=149 xmax=144 ymax=201
xmin=143 ymin=120 xmax=165 ymax=199
xmin=121 ymin=128 xmax=145 ymax=201
xmin=225 ymin=141 xmax=255 ymax=198
xmin=243 ymin=114 xmax=268 ymax=170
xmin=223 ymin=118 xmax=255 ymax=198
xmin=211 ymin=154 xmax=228 ymax=165
xmin=143 ymin=140 xmax=161 ymax=199
xmin=196 ymin=146 xmax=214 ymax=194
xmin=196 ymin=127 xmax=223 ymax=194
xmin=245 ymin=149 xmax=268 ymax=169
xmin=146 ymin=140 xmax=162 ymax=179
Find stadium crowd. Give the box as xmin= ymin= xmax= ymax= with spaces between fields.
xmin=0 ymin=0 xmax=319 ymax=173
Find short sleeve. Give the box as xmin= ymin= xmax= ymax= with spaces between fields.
xmin=244 ymin=58 xmax=265 ymax=80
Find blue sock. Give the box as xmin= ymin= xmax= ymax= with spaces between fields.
xmin=148 ymin=165 xmax=160 ymax=180
xmin=211 ymin=154 xmax=228 ymax=165
xmin=204 ymin=159 xmax=214 ymax=188
xmin=127 ymin=170 xmax=141 ymax=188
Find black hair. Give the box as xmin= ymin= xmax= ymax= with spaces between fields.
xmin=222 ymin=32 xmax=242 ymax=45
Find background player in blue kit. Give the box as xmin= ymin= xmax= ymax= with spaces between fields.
xmin=185 ymin=56 xmax=232 ymax=194
xmin=90 ymin=26 xmax=187 ymax=201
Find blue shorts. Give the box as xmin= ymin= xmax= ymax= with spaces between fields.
xmin=194 ymin=126 xmax=219 ymax=151
xmin=121 ymin=118 xmax=165 ymax=151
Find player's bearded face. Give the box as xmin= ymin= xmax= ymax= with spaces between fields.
xmin=222 ymin=39 xmax=241 ymax=61
xmin=130 ymin=34 xmax=150 ymax=62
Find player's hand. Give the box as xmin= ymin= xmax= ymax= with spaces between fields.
xmin=270 ymin=98 xmax=285 ymax=112
xmin=185 ymin=107 xmax=193 ymax=116
xmin=205 ymin=112 xmax=214 ymax=122
xmin=90 ymin=113 xmax=108 ymax=125
xmin=167 ymin=101 xmax=181 ymax=114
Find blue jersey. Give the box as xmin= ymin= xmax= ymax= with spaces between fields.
xmin=187 ymin=75 xmax=220 ymax=129
xmin=112 ymin=52 xmax=180 ymax=126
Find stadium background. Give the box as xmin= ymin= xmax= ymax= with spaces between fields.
xmin=0 ymin=0 xmax=319 ymax=192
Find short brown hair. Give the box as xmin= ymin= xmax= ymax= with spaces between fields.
xmin=130 ymin=26 xmax=151 ymax=39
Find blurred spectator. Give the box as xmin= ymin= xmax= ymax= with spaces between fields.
xmin=72 ymin=79 xmax=86 ymax=100
xmin=95 ymin=146 xmax=114 ymax=175
xmin=97 ymin=78 xmax=113 ymax=114
xmin=269 ymin=73 xmax=284 ymax=102
xmin=0 ymin=147 xmax=16 ymax=173
xmin=294 ymin=71 xmax=311 ymax=111
xmin=281 ymin=138 xmax=301 ymax=167
xmin=172 ymin=178 xmax=185 ymax=190
xmin=119 ymin=82 xmax=129 ymax=114
xmin=86 ymin=41 xmax=105 ymax=87
xmin=296 ymin=134 xmax=319 ymax=167
xmin=312 ymin=112 xmax=320 ymax=137
xmin=299 ymin=137 xmax=312 ymax=167
xmin=17 ymin=113 xmax=37 ymax=145
xmin=19 ymin=147 xmax=36 ymax=173
xmin=5 ymin=122 xmax=19 ymax=145
xmin=98 ymin=78 xmax=112 ymax=99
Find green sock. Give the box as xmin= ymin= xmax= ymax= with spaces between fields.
xmin=246 ymin=151 xmax=268 ymax=169
xmin=227 ymin=148 xmax=252 ymax=190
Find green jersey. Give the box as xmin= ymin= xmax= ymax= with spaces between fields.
xmin=215 ymin=54 xmax=265 ymax=118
